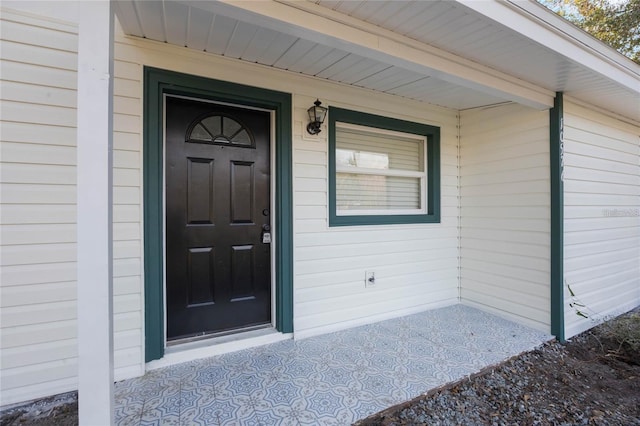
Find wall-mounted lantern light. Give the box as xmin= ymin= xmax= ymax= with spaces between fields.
xmin=307 ymin=99 xmax=328 ymax=135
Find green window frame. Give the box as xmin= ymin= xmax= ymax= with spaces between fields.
xmin=328 ymin=107 xmax=440 ymax=226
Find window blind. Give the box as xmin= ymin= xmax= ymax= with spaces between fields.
xmin=335 ymin=125 xmax=425 ymax=212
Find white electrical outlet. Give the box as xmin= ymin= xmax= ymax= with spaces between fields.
xmin=365 ymin=271 xmax=376 ymax=287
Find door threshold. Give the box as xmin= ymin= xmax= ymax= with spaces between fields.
xmin=166 ymin=323 xmax=273 ymax=348
xmin=146 ymin=327 xmax=292 ymax=371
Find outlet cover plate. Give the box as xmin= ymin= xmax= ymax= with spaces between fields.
xmin=365 ymin=271 xmax=375 ymax=287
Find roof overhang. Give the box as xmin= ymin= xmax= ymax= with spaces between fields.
xmin=114 ymin=0 xmax=640 ymax=122
xmin=460 ymin=0 xmax=639 ymax=121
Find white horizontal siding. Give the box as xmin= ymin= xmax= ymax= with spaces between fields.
xmin=0 ymin=7 xmax=144 ymax=406
xmin=0 ymin=9 xmax=80 ymax=406
xmin=563 ymin=101 xmax=640 ymax=338
xmin=111 ymin=38 xmax=144 ymax=382
xmin=459 ymin=104 xmax=550 ymax=332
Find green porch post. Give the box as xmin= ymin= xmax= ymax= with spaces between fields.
xmin=550 ymin=92 xmax=565 ymax=342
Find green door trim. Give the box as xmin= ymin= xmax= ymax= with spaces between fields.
xmin=143 ymin=67 xmax=293 ymax=362
xmin=550 ymin=91 xmax=565 ymax=342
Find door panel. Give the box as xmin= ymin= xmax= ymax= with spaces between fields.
xmin=187 ymin=247 xmax=215 ymax=306
xmin=186 ymin=158 xmax=214 ymax=224
xmin=165 ymin=96 xmax=271 ymax=340
xmin=230 ymin=161 xmax=254 ymax=223
xmin=231 ymin=245 xmax=255 ymax=300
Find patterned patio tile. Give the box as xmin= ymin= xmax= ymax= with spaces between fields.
xmin=241 ymin=410 xmax=282 ymax=426
xmin=116 ymin=413 xmax=142 ymax=426
xmin=256 ymin=365 xmax=292 ymax=386
xmin=268 ymin=401 xmax=310 ymax=425
xmin=264 ymin=380 xmax=303 ymax=406
xmin=225 ymin=373 xmax=269 ymax=396
xmin=191 ymin=397 xmax=252 ymax=425
xmin=402 ymin=356 xmax=440 ymax=380
xmin=406 ymin=336 xmax=446 ymax=357
xmin=217 ymin=350 xmax=254 ymax=375
xmin=351 ymin=397 xmax=390 ymax=421
xmin=243 ymin=388 xmax=272 ymax=413
xmin=328 ymin=383 xmax=375 ymax=406
xmin=349 ymin=361 xmax=377 ymax=383
xmin=115 ymin=305 xmax=553 ymax=426
xmin=283 ymin=356 xmax=329 ymax=378
xmin=138 ymin=408 xmax=172 ymax=425
xmin=359 ymin=348 xmax=406 ymax=371
xmin=193 ymin=365 xmax=230 ymax=388
xmin=115 ymin=376 xmax=181 ymax=406
xmin=291 ymin=372 xmax=333 ymax=397
xmin=318 ymin=365 xmax=359 ymax=388
xmin=115 ymin=395 xmax=145 ymax=420
xmin=249 ymin=350 xmax=286 ymax=371
xmin=336 ymin=327 xmax=378 ymax=347
xmin=311 ymin=407 xmax=354 ymax=426
xmin=304 ymin=389 xmax=346 ymax=418
xmin=179 ymin=407 xmax=202 ymax=426
xmin=357 ymin=370 xmax=396 ymax=396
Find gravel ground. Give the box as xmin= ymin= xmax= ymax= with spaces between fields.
xmin=3 ymin=309 xmax=639 ymax=426
xmin=0 ymin=392 xmax=77 ymax=426
xmin=357 ymin=308 xmax=640 ymax=426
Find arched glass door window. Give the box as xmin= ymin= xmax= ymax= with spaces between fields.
xmin=187 ymin=114 xmax=254 ymax=148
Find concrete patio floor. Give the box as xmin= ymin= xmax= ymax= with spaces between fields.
xmin=114 ymin=305 xmax=552 ymax=425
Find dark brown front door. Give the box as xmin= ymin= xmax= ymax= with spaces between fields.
xmin=165 ymin=95 xmax=271 ymax=341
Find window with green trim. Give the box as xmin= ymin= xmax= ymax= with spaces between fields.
xmin=329 ymin=107 xmax=441 ymax=226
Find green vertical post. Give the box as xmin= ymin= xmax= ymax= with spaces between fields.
xmin=550 ymin=92 xmax=565 ymax=342
xmin=143 ymin=68 xmax=165 ymax=362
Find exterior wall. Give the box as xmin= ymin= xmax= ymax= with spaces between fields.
xmin=563 ymin=101 xmax=640 ymax=338
xmin=112 ymin=22 xmax=460 ymax=338
xmin=0 ymin=7 xmax=143 ymax=406
xmin=459 ymin=104 xmax=551 ymax=332
xmin=0 ymin=7 xmax=79 ymax=406
xmin=0 ymin=9 xmax=460 ymax=405
xmin=293 ymin=106 xmax=459 ymax=338
xmin=111 ymin=21 xmax=145 ymax=384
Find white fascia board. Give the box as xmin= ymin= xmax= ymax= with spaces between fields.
xmin=458 ymin=0 xmax=640 ymax=95
xmin=179 ymin=0 xmax=554 ymax=110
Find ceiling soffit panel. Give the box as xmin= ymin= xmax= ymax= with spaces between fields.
xmin=313 ymin=0 xmax=638 ymax=122
xmin=321 ymin=0 xmax=599 ymax=92
xmin=114 ymin=0 xmax=557 ymax=111
xmin=205 ymin=0 xmax=554 ymax=109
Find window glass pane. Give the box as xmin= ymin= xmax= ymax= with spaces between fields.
xmin=190 ymin=123 xmax=212 ymax=141
xmin=201 ymin=116 xmax=222 ymax=136
xmin=336 ymin=149 xmax=389 ymax=169
xmin=336 ymin=174 xmax=420 ymax=210
xmin=336 ymin=127 xmax=424 ymax=171
xmin=223 ymin=117 xmax=242 ymax=137
xmin=190 ymin=115 xmax=254 ymax=147
xmin=231 ymin=129 xmax=252 ymax=146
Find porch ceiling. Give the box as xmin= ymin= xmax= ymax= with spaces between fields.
xmin=114 ymin=0 xmax=640 ymax=120
xmin=313 ymin=0 xmax=639 ymax=120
